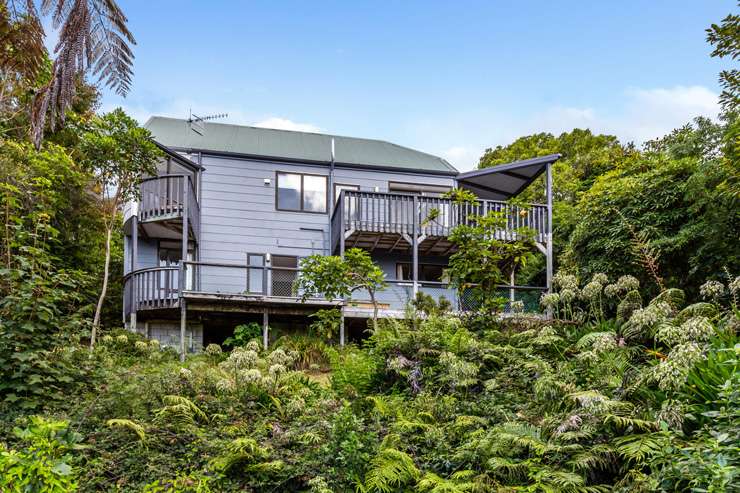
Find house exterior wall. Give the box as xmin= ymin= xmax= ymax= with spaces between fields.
xmin=182 ymin=153 xmax=455 ymax=295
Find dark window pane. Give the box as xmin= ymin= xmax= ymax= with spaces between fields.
xmin=277 ymin=173 xmax=301 ymax=210
xmin=303 ymin=175 xmax=326 ymax=212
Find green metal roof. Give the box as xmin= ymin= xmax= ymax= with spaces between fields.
xmin=144 ymin=116 xmax=457 ymax=174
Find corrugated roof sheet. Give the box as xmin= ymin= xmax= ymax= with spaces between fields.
xmin=145 ymin=116 xmax=457 ymax=174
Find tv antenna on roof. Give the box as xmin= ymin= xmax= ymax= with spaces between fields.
xmin=188 ymin=109 xmax=228 ymax=135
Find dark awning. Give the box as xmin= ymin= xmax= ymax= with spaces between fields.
xmin=455 ymin=154 xmax=561 ymax=200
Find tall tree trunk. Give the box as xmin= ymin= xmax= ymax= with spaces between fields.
xmin=91 ymin=226 xmax=112 ymax=349
xmin=369 ymin=290 xmax=378 ymax=333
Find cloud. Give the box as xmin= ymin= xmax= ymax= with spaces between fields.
xmin=432 ymin=85 xmax=720 ymax=171
xmin=253 ymin=117 xmax=322 ymax=133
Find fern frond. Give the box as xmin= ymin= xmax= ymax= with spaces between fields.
xmin=155 ymin=395 xmax=209 ymax=427
xmin=614 ymin=433 xmax=667 ymax=464
xmin=360 ymin=448 xmax=420 ymax=493
xmin=604 ymin=414 xmax=658 ymax=432
xmin=106 ymin=418 xmax=146 ymax=441
xmin=416 ymin=471 xmax=475 ymax=493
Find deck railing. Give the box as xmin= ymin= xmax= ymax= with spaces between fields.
xmin=139 ymin=174 xmax=200 ymax=239
xmin=332 ymin=190 xmax=547 ymax=250
xmin=123 ymin=261 xmax=546 ymax=317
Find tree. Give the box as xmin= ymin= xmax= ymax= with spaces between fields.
xmin=706 ymin=7 xmax=740 ymax=112
xmin=295 ymin=248 xmax=386 ymax=331
xmin=76 ymin=108 xmax=161 ymax=348
xmin=0 ymin=0 xmax=135 ymax=147
xmin=477 ymin=129 xmax=633 ymax=286
xmin=565 ymin=116 xmax=740 ymax=299
xmin=447 ymin=209 xmax=535 ymax=313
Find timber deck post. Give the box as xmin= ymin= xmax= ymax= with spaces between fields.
xmin=179 ymin=177 xmax=189 ymax=361
xmin=130 ymin=213 xmax=138 ymax=331
xmin=262 ymin=309 xmax=269 ymax=350
xmin=412 ymin=195 xmax=419 ymax=298
xmin=545 ymin=161 xmax=554 ymax=317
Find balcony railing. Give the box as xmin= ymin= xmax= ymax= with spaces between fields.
xmin=123 ymin=261 xmax=546 ymax=318
xmin=139 ymin=174 xmax=200 ymax=240
xmin=331 ymin=190 xmax=548 ymax=252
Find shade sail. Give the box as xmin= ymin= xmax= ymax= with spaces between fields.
xmin=455 ymin=154 xmax=561 ymax=200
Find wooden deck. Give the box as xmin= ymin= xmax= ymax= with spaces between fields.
xmin=331 ymin=190 xmax=548 ymax=254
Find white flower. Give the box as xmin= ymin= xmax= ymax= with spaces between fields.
xmin=229 ymin=348 xmax=259 ymax=369
xmin=179 ymin=367 xmax=192 ymax=379
xmin=540 ymin=292 xmax=560 ymax=308
xmin=216 ymin=379 xmax=235 ymax=392
xmin=510 ymin=300 xmax=524 ymax=313
xmin=101 ymin=335 xmax=113 ymax=344
xmin=245 ymin=340 xmax=260 ymax=352
xmin=149 ymin=339 xmax=160 ymax=348
xmin=239 ymin=368 xmax=262 ymax=384
xmin=116 ymin=335 xmax=128 ymax=343
xmin=553 ymin=272 xmax=578 ymax=290
xmin=604 ymin=284 xmax=620 ymax=298
xmin=581 ymin=281 xmax=602 ymax=300
xmin=592 ymin=333 xmax=617 ymax=353
xmin=205 ymin=343 xmax=222 ymax=356
xmin=268 ymin=364 xmax=286 ymax=377
xmin=654 ymin=342 xmax=704 ymax=391
xmin=700 ymin=280 xmax=725 ymax=300
xmin=680 ymin=316 xmax=714 ymax=342
xmin=267 ymin=348 xmax=293 ymax=367
xmin=729 ymin=276 xmax=740 ymax=295
xmin=560 ymin=288 xmax=577 ymax=304
xmin=616 ymin=275 xmax=640 ymax=292
xmin=134 ymin=341 xmax=149 ymax=352
xmin=591 ymin=273 xmax=609 ymax=286
xmin=286 ymin=397 xmax=306 ymax=415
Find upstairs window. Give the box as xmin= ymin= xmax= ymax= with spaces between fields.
xmin=276 ymin=172 xmax=327 ymax=213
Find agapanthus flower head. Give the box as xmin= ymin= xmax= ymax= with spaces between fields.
xmin=229 ymin=348 xmax=259 ymax=368
xmin=268 ymin=364 xmax=286 ymax=377
xmin=729 ymin=276 xmax=740 ymax=295
xmin=101 ymin=335 xmax=113 ymax=344
xmin=268 ymin=348 xmax=293 ymax=367
xmin=604 ymin=284 xmax=620 ymax=298
xmin=134 ymin=341 xmax=149 ymax=352
xmin=179 ymin=367 xmax=192 ymax=379
xmin=553 ymin=271 xmax=578 ymax=291
xmin=560 ymin=288 xmax=577 ymax=304
xmin=116 ymin=335 xmax=128 ymax=343
xmin=699 ymin=280 xmax=725 ymax=300
xmin=592 ymin=333 xmax=617 ymax=353
xmin=680 ymin=316 xmax=714 ymax=342
xmin=510 ymin=300 xmax=524 ymax=313
xmin=216 ymin=378 xmax=235 ymax=392
xmin=205 ymin=343 xmax=222 ymax=356
xmin=540 ymin=292 xmax=560 ymax=308
xmin=581 ymin=281 xmax=603 ymax=300
xmin=239 ymin=368 xmax=262 ymax=383
xmin=245 ymin=340 xmax=260 ymax=352
xmin=149 ymin=339 xmax=160 ymax=348
xmin=616 ymin=275 xmax=640 ymax=292
xmin=591 ymin=273 xmax=609 ymax=286
xmin=654 ymin=342 xmax=704 ymax=391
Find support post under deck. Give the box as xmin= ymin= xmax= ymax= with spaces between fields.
xmin=412 ymin=195 xmax=419 ymax=298
xmin=179 ymin=177 xmax=189 ymax=361
xmin=339 ymin=312 xmax=345 ymax=347
xmin=130 ymin=214 xmax=138 ymax=331
xmin=262 ymin=309 xmax=269 ymax=350
xmin=545 ymin=162 xmax=554 ymax=317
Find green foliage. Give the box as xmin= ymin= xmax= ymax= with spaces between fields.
xmin=223 ymin=322 xmax=262 ymax=348
xmin=297 ymin=247 xmax=386 ymax=328
xmin=309 ymin=308 xmax=342 ymax=340
xmin=0 ymin=416 xmax=82 ymax=492
xmin=447 ymin=210 xmax=534 ymax=313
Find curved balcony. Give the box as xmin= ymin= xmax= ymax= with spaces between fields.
xmin=125 ymin=174 xmax=200 ymax=241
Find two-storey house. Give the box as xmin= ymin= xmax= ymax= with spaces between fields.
xmin=123 ymin=117 xmax=559 ymax=355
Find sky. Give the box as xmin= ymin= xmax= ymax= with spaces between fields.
xmin=98 ymin=1 xmax=735 ymax=171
